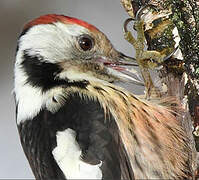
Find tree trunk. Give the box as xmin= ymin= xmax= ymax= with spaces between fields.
xmin=121 ymin=0 xmax=199 ymax=178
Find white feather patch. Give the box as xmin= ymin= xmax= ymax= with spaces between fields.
xmin=14 ymin=58 xmax=68 ymax=123
xmin=52 ymin=129 xmax=102 ymax=179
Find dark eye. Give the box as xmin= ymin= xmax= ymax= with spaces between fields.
xmin=78 ymin=34 xmax=94 ymax=51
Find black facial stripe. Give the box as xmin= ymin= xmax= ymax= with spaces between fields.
xmin=21 ymin=50 xmax=89 ymax=91
xmin=21 ymin=50 xmax=65 ymax=91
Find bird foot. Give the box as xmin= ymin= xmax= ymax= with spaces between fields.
xmin=123 ymin=19 xmax=163 ymax=98
xmin=123 ymin=20 xmax=166 ymax=69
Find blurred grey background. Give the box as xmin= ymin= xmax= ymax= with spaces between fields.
xmin=0 ymin=0 xmax=141 ymax=178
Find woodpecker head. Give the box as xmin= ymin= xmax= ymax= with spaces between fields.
xmin=15 ymin=14 xmax=140 ymax=86
xmin=14 ymin=14 xmax=141 ymax=123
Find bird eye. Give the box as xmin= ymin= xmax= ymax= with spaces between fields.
xmin=78 ymin=34 xmax=94 ymax=51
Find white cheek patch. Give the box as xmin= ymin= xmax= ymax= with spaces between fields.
xmin=52 ymin=128 xmax=102 ymax=179
xmin=16 ymin=22 xmax=90 ymax=64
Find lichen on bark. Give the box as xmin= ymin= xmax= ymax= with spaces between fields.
xmin=170 ymin=0 xmax=199 ymax=79
xmin=169 ymin=1 xmax=199 ymax=161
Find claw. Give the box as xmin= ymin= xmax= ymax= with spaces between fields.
xmin=123 ymin=4 xmax=182 ymax=98
xmin=123 ymin=15 xmax=162 ymax=98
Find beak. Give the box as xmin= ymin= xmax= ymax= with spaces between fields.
xmin=96 ymin=53 xmax=144 ymax=86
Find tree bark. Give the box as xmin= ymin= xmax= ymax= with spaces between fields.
xmin=121 ymin=0 xmax=199 ymax=178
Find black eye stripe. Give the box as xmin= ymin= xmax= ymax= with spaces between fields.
xmin=78 ymin=34 xmax=94 ymax=51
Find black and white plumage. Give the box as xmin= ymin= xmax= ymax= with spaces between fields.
xmin=14 ymin=14 xmax=137 ymax=179
xmin=18 ymin=93 xmax=134 ymax=179
xmin=14 ymin=14 xmax=191 ymax=179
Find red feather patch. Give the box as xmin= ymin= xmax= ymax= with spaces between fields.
xmin=24 ymin=14 xmax=98 ymax=32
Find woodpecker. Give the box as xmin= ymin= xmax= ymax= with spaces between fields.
xmin=14 ymin=14 xmax=190 ymax=179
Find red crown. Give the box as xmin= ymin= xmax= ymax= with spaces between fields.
xmin=24 ymin=14 xmax=98 ymax=32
